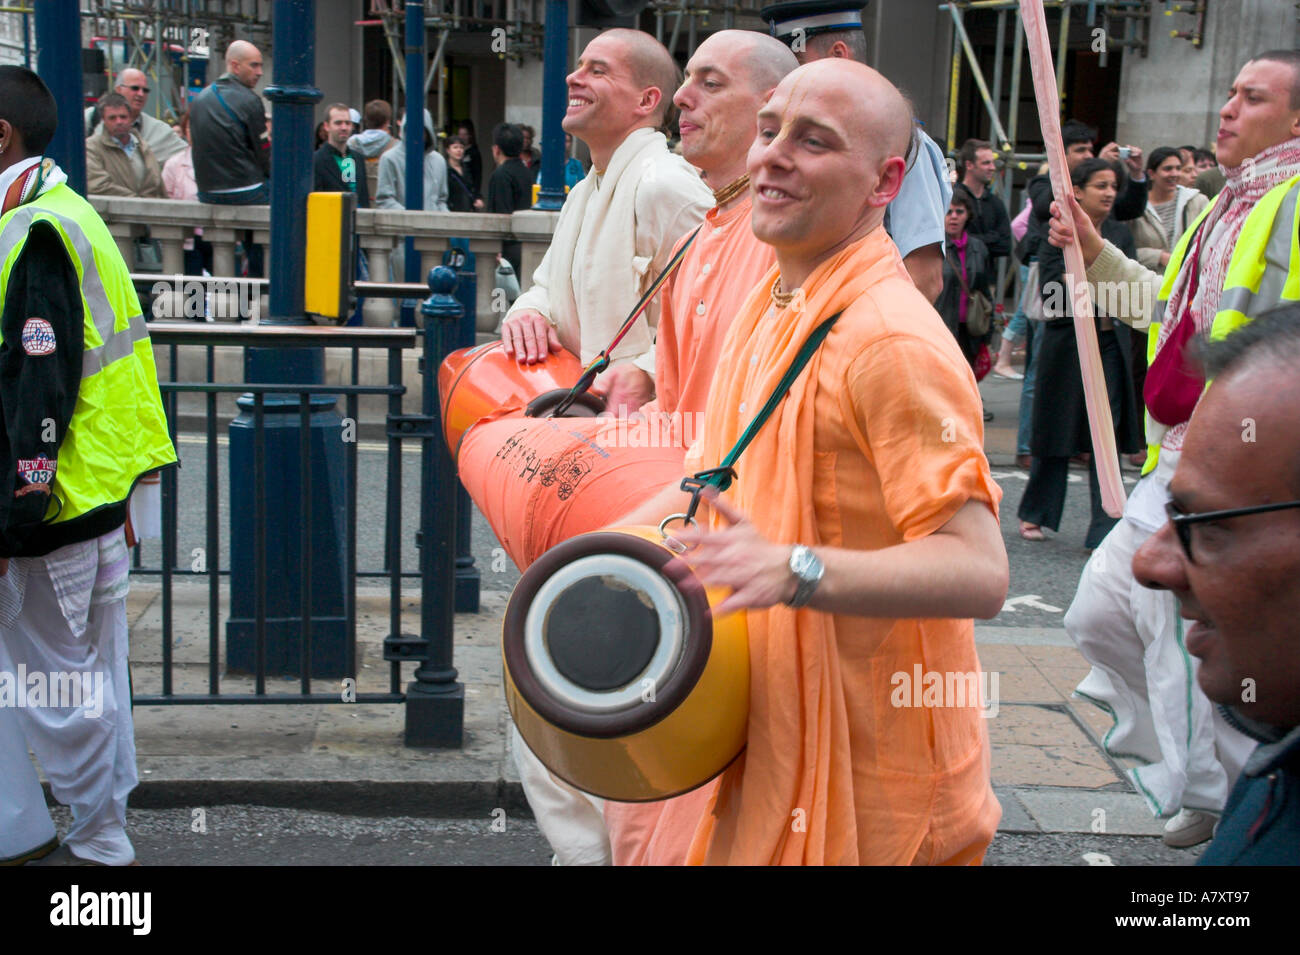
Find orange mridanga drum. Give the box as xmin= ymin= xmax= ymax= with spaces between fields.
xmin=456 ymin=414 xmax=686 ymax=570
xmin=438 ymin=341 xmax=603 ymax=463
xmin=504 ymin=526 xmax=749 ymax=801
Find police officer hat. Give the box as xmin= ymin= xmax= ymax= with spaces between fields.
xmin=759 ymin=0 xmax=869 ymax=43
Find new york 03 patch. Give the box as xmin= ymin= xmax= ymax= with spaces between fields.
xmin=16 ymin=454 xmax=55 ymax=497
xmin=21 ymin=317 xmax=56 ymax=356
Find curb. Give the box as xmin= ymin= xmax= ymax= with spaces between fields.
xmin=48 ymin=778 xmax=534 ymax=820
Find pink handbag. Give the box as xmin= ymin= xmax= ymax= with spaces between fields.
xmin=1011 ymin=199 xmax=1032 ymax=243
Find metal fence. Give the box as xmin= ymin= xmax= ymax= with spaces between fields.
xmin=128 ymin=296 xmax=467 ymax=746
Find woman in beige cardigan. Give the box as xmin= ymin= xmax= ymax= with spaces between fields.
xmin=1131 ymin=147 xmax=1210 ymax=272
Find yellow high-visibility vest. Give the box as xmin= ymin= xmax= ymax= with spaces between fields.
xmin=0 ymin=182 xmax=176 ymax=539
xmin=1143 ymin=173 xmax=1300 ymax=474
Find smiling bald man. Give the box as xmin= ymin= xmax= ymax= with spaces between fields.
xmin=617 ymin=59 xmax=1006 ymax=865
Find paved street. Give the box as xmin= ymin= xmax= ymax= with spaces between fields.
xmin=48 ymin=803 xmax=1201 ymax=866
xmin=133 ymin=361 xmax=1109 ymax=621
xmin=97 ymin=354 xmax=1214 ymax=866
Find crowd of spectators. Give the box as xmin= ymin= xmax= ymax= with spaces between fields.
xmin=937 ymin=128 xmax=1228 ymax=552
xmin=83 ymin=44 xmax=589 ymax=288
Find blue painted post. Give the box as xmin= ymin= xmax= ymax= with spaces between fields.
xmin=534 ymin=0 xmax=569 ymax=212
xmin=441 ymin=242 xmax=481 ymax=613
xmin=408 ymin=266 xmax=465 ymax=747
xmin=227 ymin=0 xmax=348 ymax=677
xmin=34 ymin=0 xmax=86 ymax=197
xmin=401 ymin=0 xmax=425 ymax=327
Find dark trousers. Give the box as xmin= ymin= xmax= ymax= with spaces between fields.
xmin=1018 ymin=327 xmax=1125 ymax=548
xmin=183 ymin=237 xmax=214 ymax=277
xmin=1017 ymin=455 xmax=1117 ymax=548
xmin=955 ymin=321 xmax=980 ymax=371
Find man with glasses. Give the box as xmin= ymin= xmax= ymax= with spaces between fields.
xmin=1132 ymin=310 xmax=1300 ymax=864
xmin=84 ymin=68 xmax=186 ymax=167
xmin=1051 ymin=49 xmax=1300 ymax=847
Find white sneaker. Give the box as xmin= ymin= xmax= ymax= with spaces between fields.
xmin=1162 ymin=809 xmax=1217 ymax=848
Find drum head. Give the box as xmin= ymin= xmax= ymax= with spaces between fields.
xmin=504 ymin=532 xmax=713 ymax=739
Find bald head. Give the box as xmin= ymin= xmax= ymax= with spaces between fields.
xmin=816 ymin=59 xmax=911 ymax=162
xmin=600 ymin=28 xmax=679 ymax=129
xmin=748 ymin=59 xmax=912 ymax=275
xmin=226 ymin=40 xmax=264 ymax=89
xmin=675 ymin=31 xmax=797 ymax=181
xmin=700 ymin=30 xmax=799 ymax=94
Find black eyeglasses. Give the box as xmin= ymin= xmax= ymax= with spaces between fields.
xmin=1165 ymin=499 xmax=1300 ymax=562
xmin=121 ymin=84 xmax=150 ymax=93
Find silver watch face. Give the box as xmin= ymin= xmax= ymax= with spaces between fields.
xmin=790 ymin=546 xmax=819 ymax=580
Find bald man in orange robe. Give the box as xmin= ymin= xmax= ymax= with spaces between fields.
xmin=617 ymin=59 xmax=1007 ymax=865
xmin=597 ymin=30 xmax=798 ymax=866
xmin=516 ymin=30 xmax=799 ymax=866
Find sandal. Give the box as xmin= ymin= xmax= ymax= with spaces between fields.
xmin=1019 ymin=521 xmax=1045 ymax=542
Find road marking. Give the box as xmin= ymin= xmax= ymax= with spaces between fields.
xmin=1001 ymin=594 xmax=1063 ymax=613
xmin=991 ymin=468 xmax=1139 ymax=486
xmin=1082 ymin=852 xmax=1114 ymax=866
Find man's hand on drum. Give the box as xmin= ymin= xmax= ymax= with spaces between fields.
xmin=600 ymin=364 xmax=654 ymax=417
xmin=667 ymin=489 xmax=797 ymax=615
xmin=501 ymin=308 xmax=563 ymax=364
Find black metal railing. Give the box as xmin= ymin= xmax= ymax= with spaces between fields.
xmin=125 ymin=270 xmax=469 ymax=747
xmin=132 ymin=323 xmax=418 ymax=708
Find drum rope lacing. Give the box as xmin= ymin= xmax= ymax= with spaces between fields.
xmin=660 ymin=310 xmax=843 ymax=544
xmin=547 ymin=225 xmax=704 ymax=418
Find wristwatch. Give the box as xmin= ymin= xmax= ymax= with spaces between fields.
xmin=785 ymin=545 xmax=825 ymax=609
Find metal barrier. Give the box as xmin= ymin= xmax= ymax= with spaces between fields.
xmin=129 ymin=308 xmax=464 ymax=746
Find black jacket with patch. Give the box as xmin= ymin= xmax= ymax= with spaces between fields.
xmin=0 ymin=221 xmax=86 ymax=557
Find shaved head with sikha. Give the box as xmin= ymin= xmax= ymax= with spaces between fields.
xmin=674 ymin=30 xmax=797 ymax=186
xmin=748 ymin=58 xmax=913 ymax=287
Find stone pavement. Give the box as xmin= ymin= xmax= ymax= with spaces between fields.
xmin=110 ymin=350 xmax=1169 ymax=840
xmin=120 ymin=576 xmax=1164 ymax=838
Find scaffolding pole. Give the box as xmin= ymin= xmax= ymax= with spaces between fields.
xmin=947 ymin=2 xmax=1011 ymax=149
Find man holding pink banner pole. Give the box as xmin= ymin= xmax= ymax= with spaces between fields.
xmin=1049 ymin=47 xmax=1300 ymax=847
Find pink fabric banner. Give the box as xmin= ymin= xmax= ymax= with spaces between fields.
xmin=1019 ymin=0 xmax=1125 ymax=516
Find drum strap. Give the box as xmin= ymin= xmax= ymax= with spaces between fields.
xmin=678 ymin=310 xmax=843 ymax=526
xmin=548 ymin=225 xmax=704 ymax=418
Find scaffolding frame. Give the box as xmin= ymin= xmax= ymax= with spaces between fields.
xmin=939 ymin=1 xmax=1166 ymax=302
xmin=66 ymin=1 xmax=273 ymax=120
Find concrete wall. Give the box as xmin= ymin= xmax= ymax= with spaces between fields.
xmin=315 ymin=0 xmax=363 ymax=120
xmin=1115 ymin=0 xmax=1300 ymax=151
xmin=505 ymin=56 xmax=545 ymax=134
xmin=866 ymin=0 xmax=952 ymax=139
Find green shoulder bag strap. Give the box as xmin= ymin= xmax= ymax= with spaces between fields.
xmin=660 ymin=309 xmax=842 ymax=541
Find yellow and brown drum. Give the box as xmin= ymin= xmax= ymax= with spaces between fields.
xmin=504 ymin=526 xmax=749 ymax=802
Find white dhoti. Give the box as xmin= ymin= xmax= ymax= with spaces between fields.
xmin=0 ymin=548 xmax=137 ymax=865
xmin=1065 ymin=452 xmax=1255 ymax=816
xmin=510 ymin=725 xmax=611 ymax=865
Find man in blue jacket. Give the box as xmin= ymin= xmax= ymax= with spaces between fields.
xmin=1133 ymin=308 xmax=1300 ymax=865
